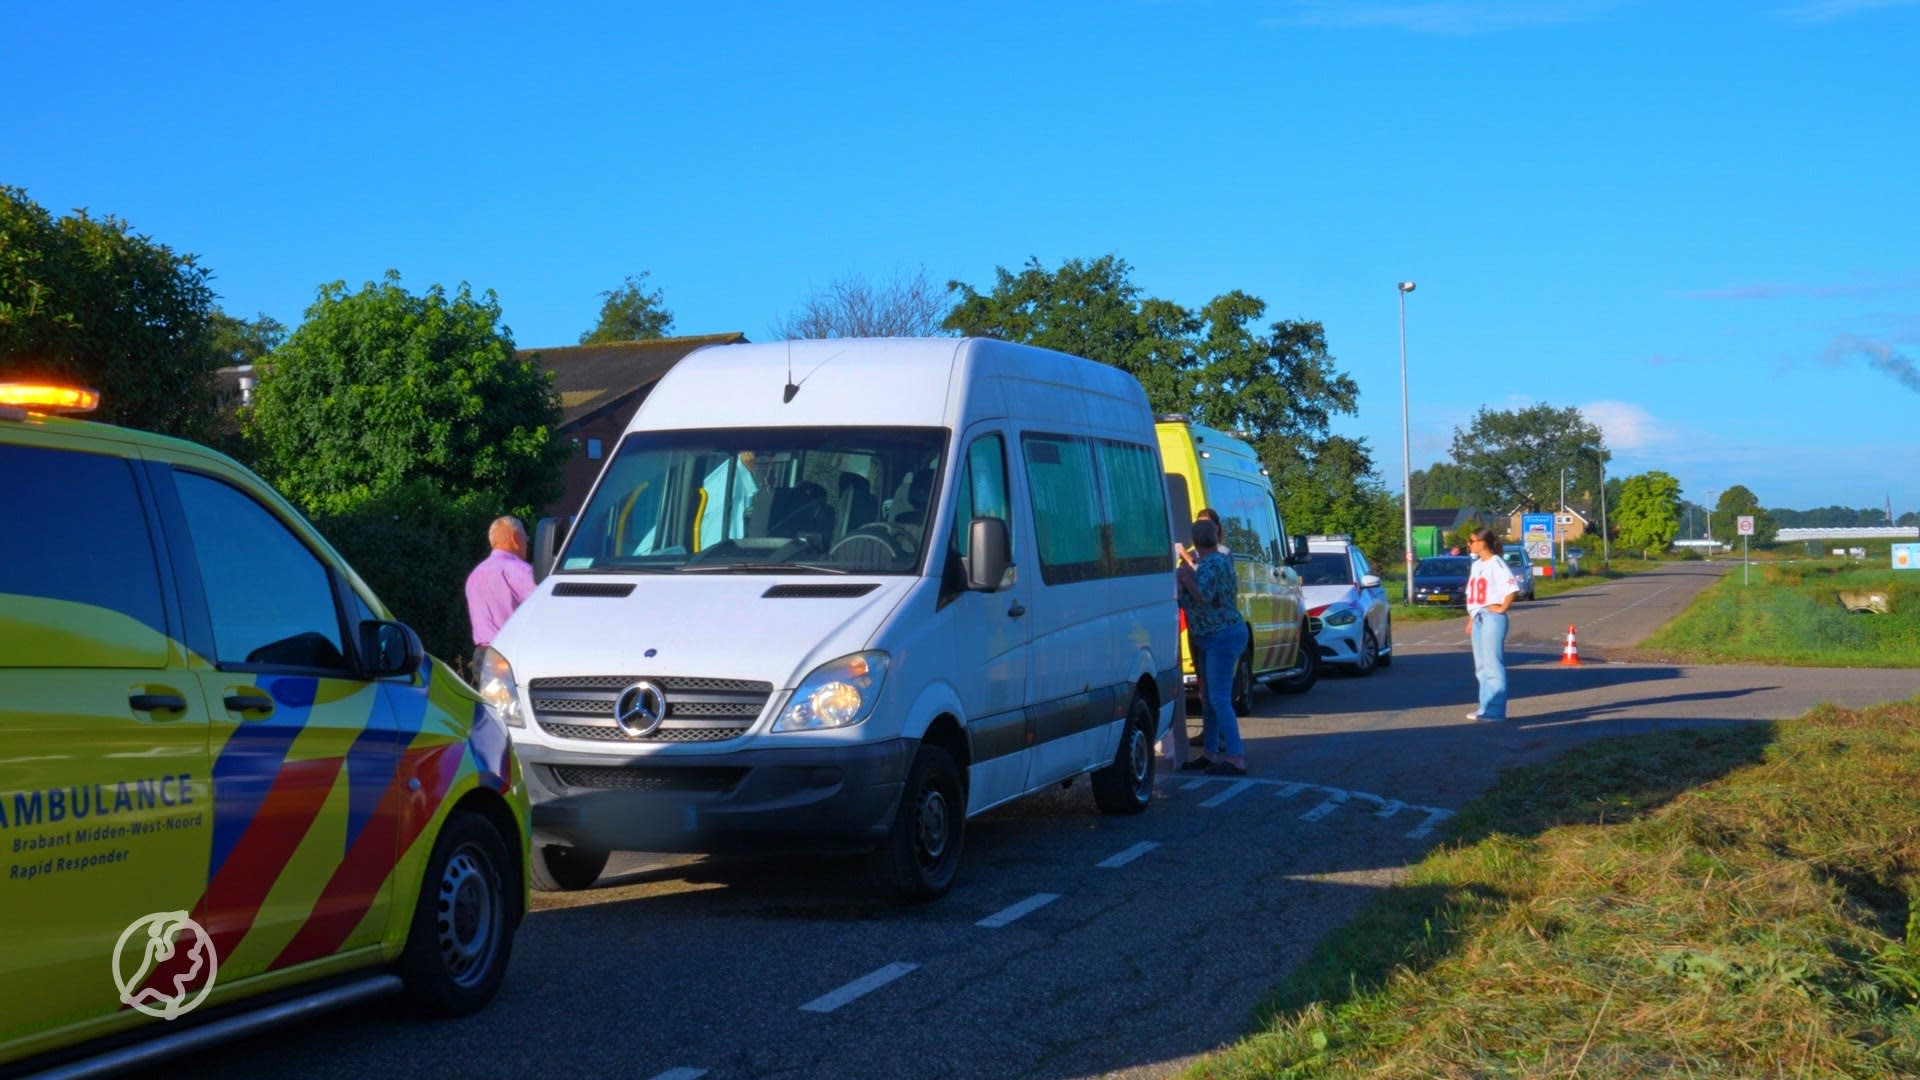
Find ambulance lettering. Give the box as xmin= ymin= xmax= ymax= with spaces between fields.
xmin=0 ymin=774 xmax=195 ymax=830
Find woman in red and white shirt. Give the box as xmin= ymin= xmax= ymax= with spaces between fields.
xmin=1463 ymin=527 xmax=1519 ymax=721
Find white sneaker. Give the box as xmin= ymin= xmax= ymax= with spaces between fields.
xmin=1466 ymin=712 xmax=1481 ymax=720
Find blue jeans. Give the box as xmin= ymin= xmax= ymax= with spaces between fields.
xmin=1195 ymin=621 xmax=1249 ymax=757
xmin=1470 ymin=611 xmax=1509 ymax=719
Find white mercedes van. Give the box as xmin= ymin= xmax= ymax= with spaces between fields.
xmin=480 ymin=338 xmax=1179 ymax=901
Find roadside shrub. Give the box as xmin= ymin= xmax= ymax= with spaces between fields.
xmin=311 ymin=478 xmax=500 ymax=669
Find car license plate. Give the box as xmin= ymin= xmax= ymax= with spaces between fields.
xmin=1431 ymin=593 xmax=1451 ymax=602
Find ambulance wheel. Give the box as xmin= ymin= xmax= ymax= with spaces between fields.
xmin=871 ymin=744 xmax=965 ymax=903
xmin=1231 ymin=651 xmax=1254 ymax=715
xmin=529 ymin=843 xmax=609 ymax=892
xmin=1092 ymin=694 xmax=1156 ymax=815
xmin=399 ymin=811 xmax=515 ymax=1016
xmin=1272 ymin=623 xmax=1320 ymax=694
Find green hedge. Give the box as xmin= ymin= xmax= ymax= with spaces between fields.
xmin=311 ymin=479 xmax=503 ymax=672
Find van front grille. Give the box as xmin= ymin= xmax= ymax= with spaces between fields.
xmin=529 ymin=675 xmax=773 ymax=743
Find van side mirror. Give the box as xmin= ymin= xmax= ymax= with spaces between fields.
xmin=533 ymin=516 xmax=564 ymax=582
xmin=1286 ymin=535 xmax=1310 ymax=566
xmin=966 ymin=517 xmax=1011 ymax=591
xmin=360 ymin=620 xmax=425 ymax=679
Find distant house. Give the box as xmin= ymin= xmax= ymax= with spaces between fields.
xmin=523 ymin=332 xmax=747 ymax=519
xmin=1507 ymin=506 xmax=1591 ymax=546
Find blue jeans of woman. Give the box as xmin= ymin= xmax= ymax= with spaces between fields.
xmin=1194 ymin=621 xmax=1250 ymax=756
xmin=1470 ymin=611 xmax=1509 ymax=719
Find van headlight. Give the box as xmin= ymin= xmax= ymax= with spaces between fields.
xmin=475 ymin=646 xmax=526 ymax=728
xmin=774 ymin=652 xmax=890 ymax=732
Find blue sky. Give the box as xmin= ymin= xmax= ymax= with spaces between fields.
xmin=7 ymin=0 xmax=1917 ymax=513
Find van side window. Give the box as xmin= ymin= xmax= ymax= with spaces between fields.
xmin=1020 ymin=433 xmax=1103 ymax=584
xmin=1222 ymin=477 xmax=1278 ymax=563
xmin=0 ymin=445 xmax=169 ymax=668
xmin=951 ymin=434 xmax=1010 ymax=558
xmin=172 ymin=471 xmax=352 ymax=673
xmin=1097 ymin=439 xmax=1170 ymax=576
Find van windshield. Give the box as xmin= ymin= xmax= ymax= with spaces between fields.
xmin=558 ymin=427 xmax=947 ymax=575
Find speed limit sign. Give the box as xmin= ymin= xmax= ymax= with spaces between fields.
xmin=1737 ymin=515 xmax=1755 ymax=536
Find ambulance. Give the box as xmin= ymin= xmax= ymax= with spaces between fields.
xmin=0 ymin=382 xmax=529 ymax=1072
xmin=1155 ymin=418 xmax=1318 ymax=710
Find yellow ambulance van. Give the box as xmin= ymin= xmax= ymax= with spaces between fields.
xmin=0 ymin=382 xmax=529 ymax=1073
xmin=1156 ymin=418 xmax=1318 ymax=710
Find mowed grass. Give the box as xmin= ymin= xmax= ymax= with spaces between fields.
xmin=1190 ymin=699 xmax=1920 ymax=1078
xmin=1639 ymin=559 xmax=1920 ymax=667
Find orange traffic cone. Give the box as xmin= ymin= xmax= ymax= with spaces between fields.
xmin=1560 ymin=624 xmax=1582 ymax=666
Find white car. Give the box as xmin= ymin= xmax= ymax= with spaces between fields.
xmin=1300 ymin=536 xmax=1393 ymax=675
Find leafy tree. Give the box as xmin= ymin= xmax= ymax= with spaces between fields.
xmin=1268 ymin=434 xmax=1391 ymax=547
xmin=1449 ymin=404 xmax=1609 ymax=512
xmin=1713 ymin=485 xmax=1778 ymax=545
xmin=207 ymin=309 xmax=286 ymax=368
xmin=773 ymin=267 xmax=955 ymax=339
xmin=946 ymin=255 xmax=1365 ymax=499
xmin=0 ymin=185 xmax=219 ymax=439
xmin=1613 ymin=471 xmax=1682 ymax=557
xmin=945 ymin=255 xmax=1195 ymax=412
xmin=1409 ymin=461 xmax=1476 ymax=508
xmin=245 ymin=271 xmax=568 ymax=518
xmin=579 ymin=272 xmax=674 ymax=344
xmin=1900 ymin=510 xmax=1920 ymax=527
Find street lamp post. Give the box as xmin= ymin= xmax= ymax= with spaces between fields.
xmin=1598 ymin=457 xmax=1610 ymax=570
xmin=1397 ymin=281 xmax=1417 ymax=602
xmin=1558 ymin=465 xmax=1569 ymax=569
xmin=1704 ymin=488 xmax=1718 ymax=556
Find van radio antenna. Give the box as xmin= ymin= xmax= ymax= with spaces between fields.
xmin=783 ymin=343 xmax=844 ymax=404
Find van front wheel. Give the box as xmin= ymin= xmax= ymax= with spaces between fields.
xmin=1092 ymin=694 xmax=1156 ymax=815
xmin=871 ymin=744 xmax=965 ymax=902
xmin=529 ymin=843 xmax=609 ymax=892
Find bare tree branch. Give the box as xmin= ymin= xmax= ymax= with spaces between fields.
xmin=772 ymin=267 xmax=957 ymax=339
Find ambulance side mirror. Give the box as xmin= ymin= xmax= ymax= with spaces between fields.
xmin=360 ymin=620 xmax=425 ymax=679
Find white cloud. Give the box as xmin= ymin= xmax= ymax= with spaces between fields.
xmin=1267 ymin=0 xmax=1623 ymax=33
xmin=1578 ymin=400 xmax=1671 ymax=452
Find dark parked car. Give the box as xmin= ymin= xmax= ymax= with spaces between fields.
xmin=1410 ymin=555 xmax=1474 ymax=607
xmin=1503 ymin=548 xmax=1536 ymax=601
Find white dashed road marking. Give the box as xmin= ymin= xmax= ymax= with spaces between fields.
xmin=1174 ymin=774 xmax=1454 ymax=840
xmin=1299 ymin=789 xmax=1348 ymax=822
xmin=799 ymin=962 xmax=919 ymax=1013
xmin=1097 ymin=841 xmax=1160 ymax=868
xmin=977 ymin=892 xmax=1062 ymax=927
xmin=1199 ymin=779 xmax=1258 ymax=809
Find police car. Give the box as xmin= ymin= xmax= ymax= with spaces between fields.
xmin=1298 ymin=535 xmax=1393 ymax=675
xmin=0 ymin=382 xmax=529 ymax=1073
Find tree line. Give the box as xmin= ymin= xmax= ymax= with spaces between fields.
xmin=3 ymin=186 xmax=1868 ymax=654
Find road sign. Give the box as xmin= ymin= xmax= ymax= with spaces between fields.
xmin=1737 ymin=515 xmax=1755 ymax=536
xmin=1894 ymin=543 xmax=1919 ymax=570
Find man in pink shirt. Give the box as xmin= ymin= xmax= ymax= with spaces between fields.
xmin=466 ymin=515 xmax=536 ymax=675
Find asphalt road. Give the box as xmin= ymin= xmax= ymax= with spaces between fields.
xmin=165 ymin=560 xmax=1920 ymax=1080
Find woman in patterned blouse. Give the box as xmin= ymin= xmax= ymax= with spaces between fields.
xmin=1176 ymin=517 xmax=1250 ymax=776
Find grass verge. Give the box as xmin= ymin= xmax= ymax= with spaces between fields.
xmin=1639 ymin=559 xmax=1920 ymax=667
xmin=1190 ymin=700 xmax=1920 ymax=1077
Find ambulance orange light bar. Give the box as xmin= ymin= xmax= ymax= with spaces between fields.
xmin=0 ymin=382 xmax=101 ymax=414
